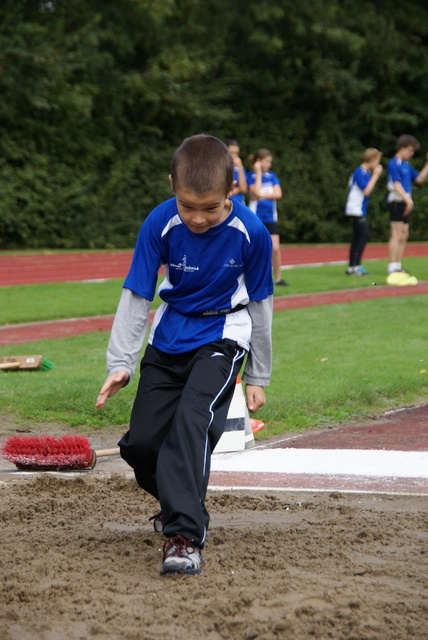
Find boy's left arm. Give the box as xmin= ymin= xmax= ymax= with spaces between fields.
xmin=414 ymin=152 xmax=428 ymax=184
xmin=245 ymin=385 xmax=266 ymax=414
xmin=242 ymin=296 xmax=273 ymax=413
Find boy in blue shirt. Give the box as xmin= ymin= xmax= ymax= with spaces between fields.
xmin=344 ymin=148 xmax=383 ymax=275
xmin=96 ymin=135 xmax=273 ymax=576
xmin=386 ymin=134 xmax=428 ymax=278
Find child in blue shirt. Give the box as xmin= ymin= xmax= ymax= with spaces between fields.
xmin=96 ymin=135 xmax=273 ymax=577
xmin=345 ymin=148 xmax=383 ymax=275
xmin=225 ymin=139 xmax=247 ymax=205
xmin=247 ymin=148 xmax=287 ymax=286
xmin=386 ymin=134 xmax=428 ymax=276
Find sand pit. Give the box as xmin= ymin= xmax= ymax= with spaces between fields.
xmin=1 ymin=472 xmax=427 ymax=640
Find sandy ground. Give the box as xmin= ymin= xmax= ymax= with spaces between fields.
xmin=1 ymin=419 xmax=427 ymax=640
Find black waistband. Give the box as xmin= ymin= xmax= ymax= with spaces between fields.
xmin=186 ymin=303 xmax=247 ymax=318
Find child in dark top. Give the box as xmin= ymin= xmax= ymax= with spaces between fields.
xmin=96 ymin=134 xmax=273 ymax=576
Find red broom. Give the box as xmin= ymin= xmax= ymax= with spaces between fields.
xmin=1 ymin=435 xmax=120 ymax=470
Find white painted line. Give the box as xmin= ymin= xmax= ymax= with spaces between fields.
xmin=282 ymin=261 xmax=347 ymax=270
xmin=211 ymin=448 xmax=428 ymax=479
xmin=280 ymin=258 xmax=379 ymax=270
xmin=208 ymin=486 xmax=428 ymax=497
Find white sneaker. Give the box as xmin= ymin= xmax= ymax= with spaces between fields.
xmin=160 ymin=535 xmax=205 ymax=576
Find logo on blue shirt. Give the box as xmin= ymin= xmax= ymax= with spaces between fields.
xmin=223 ymin=258 xmax=243 ymax=268
xmin=170 ymin=255 xmax=199 ymax=272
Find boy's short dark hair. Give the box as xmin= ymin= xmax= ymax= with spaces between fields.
xmin=396 ymin=134 xmax=420 ymax=151
xmin=171 ymin=134 xmax=234 ymax=196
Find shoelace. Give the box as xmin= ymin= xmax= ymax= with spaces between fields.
xmin=149 ymin=511 xmax=164 ymax=528
xmin=162 ymin=535 xmax=196 ymax=560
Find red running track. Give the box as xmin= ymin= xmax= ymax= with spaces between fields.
xmin=1 ymin=243 xmax=426 ymax=286
xmin=0 ymin=244 xmax=427 ymax=345
xmin=1 ymin=282 xmax=428 ymax=346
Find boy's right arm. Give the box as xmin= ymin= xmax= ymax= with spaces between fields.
xmin=389 ymin=159 xmax=413 ymax=214
xmin=233 ymin=156 xmax=248 ymax=195
xmin=363 ymin=164 xmax=383 ymax=196
xmin=95 ymin=288 xmax=151 ymax=408
xmin=393 ymin=181 xmax=414 ymax=215
xmin=95 ymin=370 xmax=130 ymax=409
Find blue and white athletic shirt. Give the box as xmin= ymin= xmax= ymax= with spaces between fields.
xmin=124 ymin=198 xmax=273 ymax=354
xmin=345 ymin=166 xmax=372 ymax=217
xmin=230 ymin=165 xmax=246 ymax=205
xmin=387 ymin=157 xmax=419 ymax=203
xmin=247 ymin=170 xmax=280 ymax=223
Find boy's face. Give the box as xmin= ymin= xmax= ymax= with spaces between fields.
xmin=399 ymin=146 xmax=416 ymax=160
xmin=172 ymin=185 xmax=234 ymax=234
xmin=367 ymin=156 xmax=381 ymax=170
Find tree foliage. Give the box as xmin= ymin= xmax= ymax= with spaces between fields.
xmin=1 ymin=0 xmax=428 ymax=248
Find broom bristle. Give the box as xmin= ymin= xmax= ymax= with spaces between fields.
xmin=40 ymin=358 xmax=55 ymax=371
xmin=1 ymin=435 xmax=94 ymax=469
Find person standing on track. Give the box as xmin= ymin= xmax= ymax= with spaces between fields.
xmin=344 ymin=148 xmax=383 ymax=276
xmin=247 ymin=148 xmax=287 ymax=286
xmin=386 ymin=134 xmax=428 ymax=279
xmin=95 ymin=134 xmax=273 ymax=577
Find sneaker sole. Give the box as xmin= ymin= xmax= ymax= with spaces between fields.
xmin=160 ymin=563 xmax=204 ymax=576
xmin=160 ymin=558 xmax=205 ymax=576
xmin=160 ymin=567 xmax=203 ymax=576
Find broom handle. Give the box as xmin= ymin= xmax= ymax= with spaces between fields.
xmin=0 ymin=362 xmax=21 ymax=370
xmin=94 ymin=447 xmax=121 ymax=458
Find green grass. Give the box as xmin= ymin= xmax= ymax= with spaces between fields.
xmin=1 ymin=296 xmax=427 ymax=437
xmin=263 ymin=296 xmax=428 ymax=436
xmin=0 ymin=331 xmax=139 ymax=429
xmin=1 ymin=257 xmax=427 ymax=325
xmin=0 ymin=279 xmax=163 ymax=325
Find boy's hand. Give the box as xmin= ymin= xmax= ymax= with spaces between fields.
xmin=95 ymin=370 xmax=130 ymax=409
xmin=245 ymin=384 xmax=266 ymax=414
xmin=404 ymin=199 xmax=414 ymax=216
xmin=373 ymin=164 xmax=383 ymax=177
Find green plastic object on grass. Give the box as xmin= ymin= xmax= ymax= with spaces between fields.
xmin=0 ymin=355 xmax=55 ymax=371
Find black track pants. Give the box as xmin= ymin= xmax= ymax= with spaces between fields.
xmin=118 ymin=339 xmax=246 ymax=546
xmin=349 ymin=216 xmax=370 ymax=266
